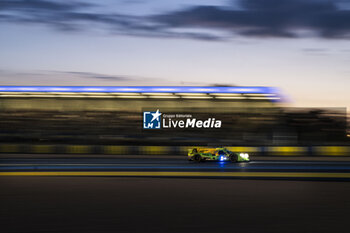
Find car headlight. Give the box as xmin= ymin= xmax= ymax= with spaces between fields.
xmin=240 ymin=153 xmax=249 ymax=159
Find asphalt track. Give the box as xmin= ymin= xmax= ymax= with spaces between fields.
xmin=1 ymin=154 xmax=350 ymax=233
xmin=2 ymin=155 xmax=350 ymax=180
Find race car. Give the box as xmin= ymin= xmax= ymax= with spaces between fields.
xmin=188 ymin=147 xmax=250 ymax=162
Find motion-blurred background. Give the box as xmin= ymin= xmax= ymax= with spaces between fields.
xmin=0 ymin=0 xmax=349 ymax=150
xmin=0 ymin=88 xmax=347 ymax=147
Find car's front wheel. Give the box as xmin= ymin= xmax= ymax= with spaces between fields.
xmin=193 ymin=154 xmax=202 ymax=162
xmin=229 ymin=154 xmax=238 ymax=163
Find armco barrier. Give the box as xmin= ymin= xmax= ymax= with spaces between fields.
xmin=31 ymin=145 xmax=55 ymax=154
xmin=265 ymin=146 xmax=307 ymax=156
xmin=0 ymin=144 xmax=349 ymax=156
xmin=103 ymin=146 xmax=128 ymax=155
xmin=313 ymin=146 xmax=350 ymax=156
xmin=0 ymin=144 xmax=21 ymax=153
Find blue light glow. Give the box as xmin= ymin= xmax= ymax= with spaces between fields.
xmin=0 ymin=86 xmax=278 ymax=94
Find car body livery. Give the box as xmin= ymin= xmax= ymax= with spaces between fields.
xmin=188 ymin=147 xmax=250 ymax=162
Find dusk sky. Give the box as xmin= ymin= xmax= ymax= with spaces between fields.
xmin=0 ymin=0 xmax=350 ymax=110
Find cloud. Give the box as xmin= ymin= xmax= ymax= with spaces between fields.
xmin=0 ymin=70 xmax=193 ymax=85
xmin=0 ymin=0 xmax=91 ymax=12
xmin=155 ymin=0 xmax=350 ymax=39
xmin=0 ymin=69 xmax=226 ymax=86
xmin=0 ymin=0 xmax=223 ymax=40
xmin=61 ymin=71 xmax=132 ymax=81
xmin=0 ymin=0 xmax=349 ymax=40
xmin=0 ymin=1 xmax=136 ymax=31
xmin=302 ymin=48 xmax=330 ymax=56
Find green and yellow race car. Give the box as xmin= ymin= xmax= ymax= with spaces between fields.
xmin=188 ymin=147 xmax=250 ymax=162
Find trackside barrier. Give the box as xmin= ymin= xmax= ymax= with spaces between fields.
xmin=103 ymin=146 xmax=128 ymax=155
xmin=313 ymin=146 xmax=350 ymax=156
xmin=66 ymin=145 xmax=90 ymax=154
xmin=31 ymin=145 xmax=55 ymax=154
xmin=139 ymin=146 xmax=170 ymax=155
xmin=0 ymin=144 xmax=349 ymax=156
xmin=0 ymin=144 xmax=20 ymax=153
xmin=266 ymin=146 xmax=307 ymax=156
